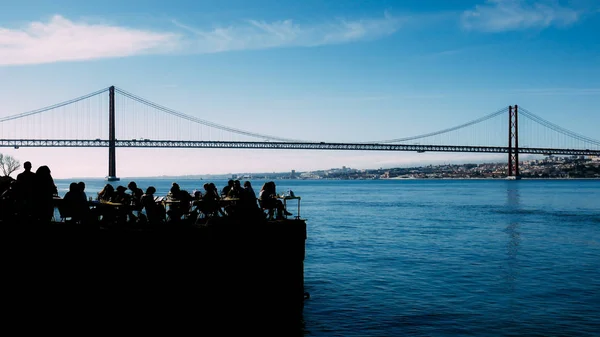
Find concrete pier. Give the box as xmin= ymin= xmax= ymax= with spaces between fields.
xmin=99 ymin=218 xmax=308 ymax=331
xmin=2 ymin=216 xmax=307 ymax=333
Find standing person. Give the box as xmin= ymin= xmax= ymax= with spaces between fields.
xmin=34 ymin=165 xmax=58 ymax=223
xmin=16 ymin=161 xmax=36 ymax=220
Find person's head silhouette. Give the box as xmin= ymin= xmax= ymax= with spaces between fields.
xmin=24 ymin=161 xmax=32 ymax=171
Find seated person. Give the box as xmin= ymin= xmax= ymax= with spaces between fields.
xmin=198 ymin=183 xmax=222 ymax=218
xmin=258 ymin=181 xmax=292 ymax=220
xmin=192 ymin=190 xmax=202 ymax=201
xmin=97 ymin=184 xmax=115 ymax=202
xmin=96 ymin=184 xmax=117 ymax=223
xmin=62 ymin=182 xmax=90 ymax=223
xmin=111 ymin=185 xmax=132 ymax=223
xmin=166 ymin=182 xmax=192 ymax=221
xmin=224 ymin=180 xmax=243 ymax=215
xmin=127 ymin=181 xmax=144 ymax=212
xmin=221 ymin=180 xmax=234 ymax=197
xmin=235 ymin=180 xmax=261 ymax=218
xmin=141 ymin=186 xmax=166 ymax=224
xmin=112 ymin=185 xmax=131 ymax=204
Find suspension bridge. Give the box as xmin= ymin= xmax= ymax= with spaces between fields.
xmin=1 ymin=86 xmax=599 ymax=181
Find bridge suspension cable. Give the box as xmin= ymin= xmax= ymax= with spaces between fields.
xmin=362 ymin=107 xmax=509 ymax=144
xmin=4 ymin=85 xmax=598 ymax=151
xmin=519 ymin=107 xmax=600 ymax=146
xmin=0 ymin=87 xmax=110 ymax=123
xmin=114 ymin=87 xmax=306 ymax=143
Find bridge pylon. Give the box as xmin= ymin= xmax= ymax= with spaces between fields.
xmin=106 ymin=86 xmax=119 ymax=182
xmin=507 ymin=105 xmax=520 ymax=180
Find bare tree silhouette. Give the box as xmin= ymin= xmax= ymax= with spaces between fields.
xmin=0 ymin=154 xmax=21 ymax=177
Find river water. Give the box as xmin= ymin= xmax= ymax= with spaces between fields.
xmin=59 ymin=178 xmax=600 ymax=336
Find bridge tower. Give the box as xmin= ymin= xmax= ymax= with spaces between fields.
xmin=507 ymin=105 xmax=520 ymax=179
xmin=106 ymin=86 xmax=120 ymax=182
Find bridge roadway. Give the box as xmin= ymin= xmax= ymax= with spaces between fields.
xmin=2 ymin=139 xmax=599 ymax=156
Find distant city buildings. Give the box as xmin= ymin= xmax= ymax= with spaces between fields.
xmin=194 ymin=155 xmax=599 ymax=180
xmin=284 ymin=155 xmax=600 ymax=180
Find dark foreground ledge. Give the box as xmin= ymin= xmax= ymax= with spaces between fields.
xmin=3 ymin=217 xmax=308 ymax=334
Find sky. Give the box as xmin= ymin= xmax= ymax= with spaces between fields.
xmin=0 ymin=0 xmax=599 ymax=179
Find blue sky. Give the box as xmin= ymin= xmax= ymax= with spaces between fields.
xmin=0 ymin=0 xmax=599 ymax=178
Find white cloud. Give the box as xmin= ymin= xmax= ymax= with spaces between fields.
xmin=0 ymin=15 xmax=179 ymax=66
xmin=173 ymin=14 xmax=403 ymax=53
xmin=0 ymin=13 xmax=403 ymax=66
xmin=462 ymin=0 xmax=580 ymax=32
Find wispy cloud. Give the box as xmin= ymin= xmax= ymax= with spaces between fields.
xmin=0 ymin=13 xmax=404 ymax=66
xmin=0 ymin=15 xmax=179 ymax=66
xmin=462 ymin=0 xmax=580 ymax=32
xmin=173 ymin=13 xmax=403 ymax=53
xmin=510 ymin=88 xmax=600 ymax=95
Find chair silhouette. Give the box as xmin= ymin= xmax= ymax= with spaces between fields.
xmin=258 ymin=199 xmax=275 ymax=219
xmin=57 ymin=199 xmax=76 ymax=223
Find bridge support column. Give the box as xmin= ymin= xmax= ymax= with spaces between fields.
xmin=507 ymin=105 xmax=520 ymax=180
xmin=106 ymin=86 xmax=119 ymax=182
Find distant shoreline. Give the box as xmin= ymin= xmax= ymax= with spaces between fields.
xmin=52 ymin=176 xmax=600 ymax=181
xmin=385 ymin=177 xmax=600 ymax=180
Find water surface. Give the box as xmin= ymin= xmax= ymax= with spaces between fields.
xmin=59 ymin=178 xmax=600 ymax=336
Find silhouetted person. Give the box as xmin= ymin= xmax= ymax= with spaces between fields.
xmin=227 ymin=180 xmax=242 ymax=198
xmin=34 ymin=165 xmax=58 ymax=223
xmin=167 ymin=182 xmax=191 ymax=221
xmin=141 ymin=186 xmax=165 ymax=225
xmin=62 ymin=182 xmax=90 ymax=223
xmin=222 ymin=179 xmax=234 ymax=197
xmin=259 ymin=181 xmax=291 ymax=220
xmin=128 ymin=181 xmax=144 ymax=212
xmin=113 ymin=186 xmax=133 ymax=223
xmin=77 ymin=181 xmax=97 ymax=224
xmin=98 ymin=184 xmax=115 ymax=202
xmin=243 ymin=181 xmax=256 ymax=201
xmin=113 ymin=186 xmax=131 ymax=204
xmin=77 ymin=181 xmax=87 ymax=202
xmin=240 ymin=180 xmax=260 ymax=215
xmin=193 ymin=190 xmax=202 ymax=201
xmin=16 ymin=161 xmax=36 ymax=220
xmin=97 ymin=184 xmax=116 ymax=224
xmin=198 ymin=183 xmax=222 ymax=218
xmin=224 ymin=180 xmax=243 ymax=216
